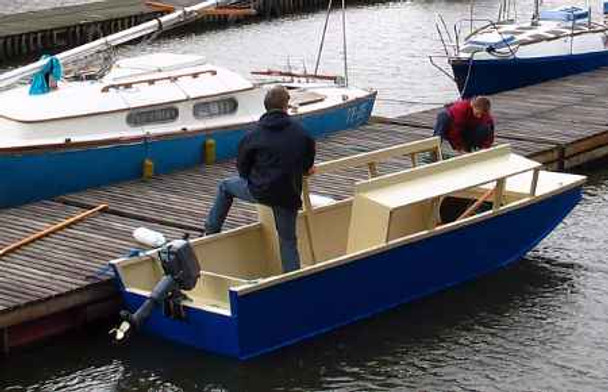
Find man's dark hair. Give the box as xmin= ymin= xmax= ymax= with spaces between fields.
xmin=472 ymin=96 xmax=491 ymax=113
xmin=464 ymin=122 xmax=494 ymax=151
xmin=264 ymin=86 xmax=290 ymax=111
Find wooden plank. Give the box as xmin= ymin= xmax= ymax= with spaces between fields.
xmin=0 ymin=281 xmax=115 ymax=328
xmin=0 ymin=204 xmax=108 ymax=257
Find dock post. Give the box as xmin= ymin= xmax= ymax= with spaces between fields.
xmin=1 ymin=327 xmax=8 ymax=357
xmin=5 ymin=36 xmax=13 ymax=59
xmin=558 ymin=145 xmax=566 ymax=171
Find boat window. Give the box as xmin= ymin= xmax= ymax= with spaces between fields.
xmin=460 ymin=46 xmax=481 ymax=53
xmin=498 ymin=30 xmax=525 ymax=35
xmin=127 ymin=107 xmax=179 ymax=126
xmin=193 ymin=98 xmax=238 ymax=119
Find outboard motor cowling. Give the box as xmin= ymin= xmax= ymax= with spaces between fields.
xmin=158 ymin=239 xmax=200 ymax=291
xmin=110 ymin=238 xmax=201 ymax=342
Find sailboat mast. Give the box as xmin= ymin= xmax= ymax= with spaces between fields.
xmin=314 ymin=0 xmax=333 ymax=75
xmin=532 ymin=0 xmax=540 ymax=23
xmin=341 ymin=0 xmax=349 ymax=87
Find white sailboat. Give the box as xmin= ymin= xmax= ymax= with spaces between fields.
xmin=0 ymin=0 xmax=376 ymax=208
xmin=435 ymin=0 xmax=608 ymax=96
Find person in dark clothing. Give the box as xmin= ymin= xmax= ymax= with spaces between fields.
xmin=204 ymin=86 xmax=316 ymax=273
xmin=433 ymin=96 xmax=495 ymax=154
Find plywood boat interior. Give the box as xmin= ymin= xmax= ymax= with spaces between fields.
xmin=113 ymin=137 xmax=584 ymax=317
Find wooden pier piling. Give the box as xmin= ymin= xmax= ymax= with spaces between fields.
xmin=0 ymin=0 xmax=332 ymax=63
xmin=0 ymin=1 xmax=163 ymax=62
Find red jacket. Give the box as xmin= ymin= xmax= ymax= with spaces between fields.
xmin=446 ymin=100 xmax=494 ymax=151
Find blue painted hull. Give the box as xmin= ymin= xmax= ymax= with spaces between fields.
xmin=451 ymin=50 xmax=608 ymax=97
xmin=0 ymin=93 xmax=376 ymax=208
xmin=120 ymin=186 xmax=582 ymax=359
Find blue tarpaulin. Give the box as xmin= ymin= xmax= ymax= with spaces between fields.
xmin=539 ymin=6 xmax=589 ymax=22
xmin=29 ymin=55 xmax=63 ymax=95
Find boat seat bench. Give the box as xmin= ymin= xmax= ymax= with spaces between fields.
xmin=346 ymin=145 xmax=540 ymax=253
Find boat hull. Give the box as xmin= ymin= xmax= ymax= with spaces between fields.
xmin=120 ymin=185 xmax=582 ymax=359
xmin=0 ymin=92 xmax=375 ymax=208
xmin=451 ymin=50 xmax=608 ymax=97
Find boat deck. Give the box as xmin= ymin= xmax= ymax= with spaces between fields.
xmin=3 ymin=67 xmax=608 ymax=354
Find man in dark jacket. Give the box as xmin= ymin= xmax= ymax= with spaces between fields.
xmin=204 ymin=86 xmax=316 ymax=273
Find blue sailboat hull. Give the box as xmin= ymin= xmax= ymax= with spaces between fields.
xmin=0 ymin=93 xmax=376 ymax=208
xmin=451 ymin=50 xmax=608 ymax=97
xmin=119 ymin=185 xmax=582 ymax=359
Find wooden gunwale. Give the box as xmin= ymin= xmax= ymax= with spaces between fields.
xmin=100 ymin=69 xmax=218 ymax=93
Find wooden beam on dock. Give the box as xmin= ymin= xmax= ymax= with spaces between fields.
xmin=0 ymin=204 xmax=108 ymax=258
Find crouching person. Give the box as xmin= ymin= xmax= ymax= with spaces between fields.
xmin=433 ymin=96 xmax=495 ymax=158
xmin=204 ymin=86 xmax=316 ymax=273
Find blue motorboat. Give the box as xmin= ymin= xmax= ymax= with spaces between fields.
xmin=109 ymin=137 xmax=585 ymax=359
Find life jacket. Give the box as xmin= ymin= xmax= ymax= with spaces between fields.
xmin=446 ymin=100 xmax=494 ymax=151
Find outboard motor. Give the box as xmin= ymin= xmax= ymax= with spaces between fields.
xmin=110 ymin=238 xmax=201 ymax=342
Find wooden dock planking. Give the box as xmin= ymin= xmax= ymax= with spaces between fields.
xmin=399 ymin=67 xmax=608 ymax=168
xmin=56 ymin=122 xmax=551 ymax=232
xmin=0 ymin=0 xmax=151 ymax=38
xmin=0 ymin=201 xmax=197 ymax=312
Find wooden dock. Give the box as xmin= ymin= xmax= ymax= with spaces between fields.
xmin=2 ymin=67 xmax=608 ymax=354
xmin=0 ymin=0 xmax=325 ymax=62
xmin=0 ymin=0 xmax=163 ymax=61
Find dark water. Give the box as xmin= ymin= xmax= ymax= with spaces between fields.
xmin=1 ymin=0 xmax=608 ymax=391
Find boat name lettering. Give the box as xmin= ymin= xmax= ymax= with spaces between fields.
xmin=127 ymin=107 xmax=179 ymax=127
xmin=347 ymin=102 xmax=371 ymax=125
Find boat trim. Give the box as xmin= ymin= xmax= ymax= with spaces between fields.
xmin=100 ymin=69 xmax=219 ymax=93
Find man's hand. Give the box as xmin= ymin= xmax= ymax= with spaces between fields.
xmin=307 ymin=166 xmax=317 ymax=175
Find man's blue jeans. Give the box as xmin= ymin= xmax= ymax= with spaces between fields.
xmin=205 ymin=176 xmax=301 ymax=273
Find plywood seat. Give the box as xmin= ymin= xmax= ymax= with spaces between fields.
xmin=346 ymin=145 xmax=541 ymax=254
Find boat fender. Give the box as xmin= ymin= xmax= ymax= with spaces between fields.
xmin=133 ymin=227 xmax=166 ymax=248
xmin=143 ymin=158 xmax=154 ymax=179
xmin=204 ymin=138 xmax=216 ymax=164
